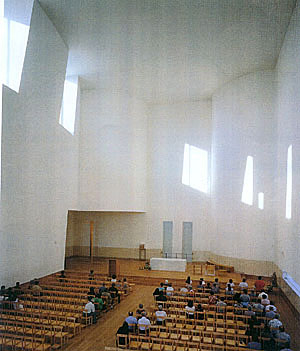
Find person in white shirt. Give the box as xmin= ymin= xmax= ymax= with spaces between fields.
xmin=258 ymin=290 xmax=268 ymax=299
xmin=265 ymin=303 xmax=277 ymax=312
xmin=239 ymin=278 xmax=248 ymax=290
xmin=166 ymin=283 xmax=174 ymax=296
xmin=138 ymin=312 xmax=151 ymax=334
xmin=155 ymin=305 xmax=167 ymax=325
xmin=83 ymin=297 xmax=96 ymax=323
xmin=227 ymin=279 xmax=235 ymax=288
xmin=185 ymin=300 xmax=195 ymax=319
xmin=180 ymin=286 xmax=188 ymax=296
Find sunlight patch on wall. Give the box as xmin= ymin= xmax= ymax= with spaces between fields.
xmin=258 ymin=192 xmax=264 ymax=210
xmin=182 ymin=143 xmax=208 ymax=193
xmin=59 ymin=77 xmax=78 ymax=135
xmin=241 ymin=156 xmax=253 ymax=205
xmin=286 ymin=145 xmax=292 ymax=219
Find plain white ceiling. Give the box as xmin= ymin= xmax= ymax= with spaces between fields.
xmin=39 ymin=0 xmax=297 ymax=104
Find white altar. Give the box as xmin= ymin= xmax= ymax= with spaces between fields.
xmin=150 ymin=257 xmax=187 ymax=272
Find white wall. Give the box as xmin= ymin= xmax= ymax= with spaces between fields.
xmin=146 ymin=101 xmax=212 ymax=255
xmin=79 ymin=90 xmax=147 ymax=212
xmin=211 ymin=71 xmax=277 ymax=263
xmin=275 ymin=0 xmax=300 ymax=286
xmin=1 ymin=0 xmax=79 ymax=287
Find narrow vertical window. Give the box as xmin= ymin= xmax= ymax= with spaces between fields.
xmin=59 ymin=77 xmax=78 ymax=135
xmin=258 ymin=192 xmax=264 ymax=210
xmin=182 ymin=143 xmax=208 ymax=193
xmin=0 ymin=17 xmax=29 ymax=92
xmin=241 ymin=156 xmax=253 ymax=205
xmin=286 ymin=145 xmax=292 ymax=219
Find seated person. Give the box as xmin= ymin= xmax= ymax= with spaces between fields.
xmin=195 ymin=303 xmax=204 ymax=319
xmin=125 ymin=312 xmax=137 ymax=332
xmin=122 ymin=278 xmax=129 ymax=294
xmin=185 ymin=300 xmax=195 ymax=319
xmin=247 ymin=334 xmax=262 ymax=350
xmin=136 ymin=304 xmax=146 ymax=319
xmin=253 ymin=298 xmax=264 ymax=312
xmin=180 ymin=286 xmax=188 ymax=296
xmin=83 ymin=297 xmax=96 ymax=324
xmin=227 ymin=279 xmax=235 ymax=288
xmin=208 ymin=291 xmax=218 ymax=305
xmin=144 ymin=261 xmax=151 ymax=270
xmin=88 ymin=270 xmax=95 ymax=280
xmin=239 ymin=278 xmax=248 ymax=290
xmin=258 ymin=290 xmax=268 ymax=299
xmin=156 ymin=291 xmax=167 ymax=302
xmin=155 ymin=305 xmax=167 ymax=325
xmin=268 ymin=314 xmax=282 ymax=335
xmin=265 ymin=301 xmax=277 ymax=312
xmin=186 ymin=276 xmax=192 ymax=289
xmin=214 ymin=278 xmax=220 ymax=290
xmin=158 ymin=282 xmax=165 ymax=292
xmin=116 ymin=280 xmax=122 ymax=289
xmin=254 ymin=276 xmax=265 ymax=292
xmin=99 ymin=283 xmax=108 ymax=294
xmin=166 ymin=283 xmax=174 ymax=296
xmin=111 ymin=274 xmax=117 ymax=283
xmin=276 ymin=326 xmax=291 ymax=349
xmin=116 ymin=321 xmax=129 ymax=347
xmin=211 ymin=282 xmax=219 ymax=294
xmin=109 ymin=283 xmax=120 ymax=303
xmin=204 ymin=282 xmax=212 ymax=292
xmin=101 ymin=291 xmax=112 ymax=308
xmin=265 ymin=306 xmax=276 ymax=319
xmin=240 ymin=289 xmax=250 ymax=307
xmin=245 ymin=305 xmax=255 ymax=317
xmin=216 ymin=296 xmax=227 ymax=312
xmin=32 ymin=280 xmax=42 ymax=296
xmin=59 ymin=270 xmax=66 ymax=282
xmin=261 ymin=294 xmax=270 ymax=306
xmin=226 ymin=283 xmax=234 ymax=295
xmin=13 ymin=282 xmax=23 ymax=296
xmin=92 ymin=293 xmax=104 ymax=312
xmin=138 ymin=312 xmax=150 ymax=334
xmin=88 ymin=287 xmax=96 ymax=297
xmin=0 ymin=285 xmax=6 ymax=301
xmin=197 ymin=278 xmax=205 ymax=292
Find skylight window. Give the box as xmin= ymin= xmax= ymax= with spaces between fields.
xmin=59 ymin=77 xmax=78 ymax=135
xmin=241 ymin=156 xmax=253 ymax=205
xmin=182 ymin=144 xmax=208 ymax=193
xmin=286 ymin=145 xmax=292 ymax=219
xmin=0 ymin=17 xmax=29 ymax=92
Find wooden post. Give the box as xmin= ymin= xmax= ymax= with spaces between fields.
xmin=90 ymin=221 xmax=94 ymax=265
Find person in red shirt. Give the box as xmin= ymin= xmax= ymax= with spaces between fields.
xmin=254 ymin=276 xmax=265 ymax=292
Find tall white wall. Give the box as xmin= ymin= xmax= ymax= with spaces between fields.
xmin=211 ymin=71 xmax=276 ymax=264
xmin=275 ymin=0 xmax=300 ymax=286
xmin=79 ymin=90 xmax=147 ymax=212
xmin=1 ymin=0 xmax=79 ymax=286
xmin=146 ymin=101 xmax=212 ymax=256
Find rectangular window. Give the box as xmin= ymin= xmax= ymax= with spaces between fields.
xmin=286 ymin=145 xmax=292 ymax=219
xmin=0 ymin=17 xmax=29 ymax=92
xmin=59 ymin=77 xmax=78 ymax=135
xmin=241 ymin=156 xmax=253 ymax=205
xmin=182 ymin=143 xmax=208 ymax=193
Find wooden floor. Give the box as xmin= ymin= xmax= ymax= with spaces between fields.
xmin=64 ymin=257 xmax=300 ymax=351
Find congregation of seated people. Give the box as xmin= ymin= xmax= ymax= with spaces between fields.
xmin=116 ymin=274 xmax=293 ymax=350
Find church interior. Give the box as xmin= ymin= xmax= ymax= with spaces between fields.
xmin=1 ymin=0 xmax=300 ymax=350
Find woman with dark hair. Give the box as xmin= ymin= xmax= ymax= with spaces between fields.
xmin=185 ymin=300 xmax=195 ymax=319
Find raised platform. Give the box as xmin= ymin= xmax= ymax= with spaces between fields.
xmin=150 ymin=257 xmax=187 ymax=272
